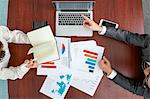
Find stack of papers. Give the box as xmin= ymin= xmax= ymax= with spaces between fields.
xmin=28 ymin=26 xmax=105 ymax=99
xmin=38 ymin=40 xmax=104 ymax=98
xmin=38 ymin=37 xmax=72 ymax=99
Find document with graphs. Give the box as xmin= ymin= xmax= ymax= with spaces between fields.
xmin=37 ymin=37 xmax=71 ymax=76
xmin=70 ymin=40 xmax=104 ymax=96
xmin=40 ymin=67 xmax=72 ymax=99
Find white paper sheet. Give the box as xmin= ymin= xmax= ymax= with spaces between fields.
xmin=70 ymin=42 xmax=104 ymax=74
xmin=40 ymin=69 xmax=72 ymax=99
xmin=71 ymin=66 xmax=103 ymax=96
xmin=70 ymin=41 xmax=104 ymax=96
xmin=37 ymin=37 xmax=71 ymax=76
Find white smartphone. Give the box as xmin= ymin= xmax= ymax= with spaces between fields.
xmin=99 ymin=19 xmax=119 ymax=29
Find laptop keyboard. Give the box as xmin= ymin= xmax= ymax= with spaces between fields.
xmin=58 ymin=13 xmax=90 ymax=25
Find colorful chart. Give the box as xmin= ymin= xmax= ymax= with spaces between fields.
xmin=51 ymin=74 xmax=72 ymax=96
xmin=83 ymin=50 xmax=98 ymax=73
xmin=41 ymin=61 xmax=56 ymax=69
xmin=62 ymin=43 xmax=65 ymax=54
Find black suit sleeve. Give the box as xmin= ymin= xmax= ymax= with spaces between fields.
xmin=110 ymin=72 xmax=146 ymax=96
xmin=105 ymin=27 xmax=150 ymax=48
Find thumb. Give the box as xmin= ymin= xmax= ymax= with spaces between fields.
xmin=103 ymin=56 xmax=109 ymax=63
xmin=33 ymin=62 xmax=38 ymax=68
xmin=99 ymin=60 xmax=105 ymax=67
xmin=84 ymin=24 xmax=92 ymax=29
xmin=24 ymin=59 xmax=29 ymax=64
xmin=83 ymin=20 xmax=90 ymax=27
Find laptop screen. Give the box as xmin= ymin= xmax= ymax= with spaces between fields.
xmin=52 ymin=1 xmax=95 ymax=11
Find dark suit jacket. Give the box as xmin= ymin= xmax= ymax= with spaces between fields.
xmin=104 ymin=27 xmax=150 ymax=99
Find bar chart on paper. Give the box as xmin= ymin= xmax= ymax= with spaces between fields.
xmin=83 ymin=50 xmax=98 ymax=73
xmin=41 ymin=61 xmax=57 ymax=69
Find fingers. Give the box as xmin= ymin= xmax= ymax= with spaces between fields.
xmin=31 ymin=62 xmax=38 ymax=68
xmin=99 ymin=56 xmax=112 ymax=75
xmin=102 ymin=56 xmax=109 ymax=63
xmin=98 ymin=56 xmax=109 ymax=66
xmin=24 ymin=59 xmax=29 ymax=64
xmin=144 ymin=68 xmax=150 ymax=76
xmin=28 ymin=59 xmax=34 ymax=66
xmin=81 ymin=14 xmax=92 ymax=24
xmin=81 ymin=14 xmax=100 ymax=31
xmin=98 ymin=60 xmax=105 ymax=69
xmin=25 ymin=59 xmax=38 ymax=68
xmin=81 ymin=14 xmax=90 ymax=21
xmin=83 ymin=20 xmax=91 ymax=28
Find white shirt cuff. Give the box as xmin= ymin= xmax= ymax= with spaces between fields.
xmin=146 ymin=62 xmax=150 ymax=66
xmin=107 ymin=70 xmax=117 ymax=79
xmin=16 ymin=63 xmax=30 ymax=79
xmin=19 ymin=63 xmax=30 ymax=72
xmin=98 ymin=26 xmax=107 ymax=35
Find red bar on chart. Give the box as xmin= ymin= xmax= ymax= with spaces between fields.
xmin=83 ymin=50 xmax=98 ymax=56
xmin=42 ymin=61 xmax=55 ymax=64
xmin=84 ymin=54 xmax=97 ymax=59
xmin=41 ymin=66 xmax=56 ymax=68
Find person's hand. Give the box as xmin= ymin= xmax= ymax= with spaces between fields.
xmin=144 ymin=67 xmax=150 ymax=76
xmin=99 ymin=56 xmax=112 ymax=76
xmin=24 ymin=59 xmax=38 ymax=68
xmin=81 ymin=14 xmax=102 ymax=32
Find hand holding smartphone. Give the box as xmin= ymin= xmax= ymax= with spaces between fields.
xmin=99 ymin=19 xmax=119 ymax=29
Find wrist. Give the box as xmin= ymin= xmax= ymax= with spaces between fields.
xmin=106 ymin=68 xmax=113 ymax=76
xmin=98 ymin=26 xmax=106 ymax=35
xmin=97 ymin=26 xmax=102 ymax=32
xmin=107 ymin=70 xmax=117 ymax=79
xmin=20 ymin=63 xmax=30 ymax=70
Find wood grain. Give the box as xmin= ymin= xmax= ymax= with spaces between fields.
xmin=7 ymin=0 xmax=144 ymax=99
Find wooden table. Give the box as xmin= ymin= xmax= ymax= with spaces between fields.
xmin=7 ymin=0 xmax=144 ymax=99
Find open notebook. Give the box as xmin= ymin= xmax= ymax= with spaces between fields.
xmin=27 ymin=25 xmax=59 ymax=63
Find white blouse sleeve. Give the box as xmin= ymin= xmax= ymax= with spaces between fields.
xmin=0 ymin=63 xmax=30 ymax=80
xmin=0 ymin=26 xmax=30 ymax=44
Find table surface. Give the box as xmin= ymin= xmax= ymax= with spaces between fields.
xmin=7 ymin=0 xmax=144 ymax=99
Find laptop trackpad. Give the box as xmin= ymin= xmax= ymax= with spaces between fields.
xmin=56 ymin=26 xmax=93 ymax=37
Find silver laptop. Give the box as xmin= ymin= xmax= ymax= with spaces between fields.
xmin=52 ymin=1 xmax=96 ymax=37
